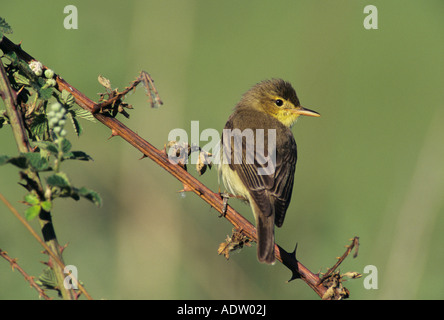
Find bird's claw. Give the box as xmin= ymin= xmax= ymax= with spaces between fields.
xmin=219 ymin=192 xmax=231 ymax=217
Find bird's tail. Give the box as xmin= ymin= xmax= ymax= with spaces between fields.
xmin=252 ymin=202 xmax=276 ymax=264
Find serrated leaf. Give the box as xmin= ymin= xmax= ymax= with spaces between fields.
xmin=23 ymin=152 xmax=49 ymax=171
xmin=29 ymin=114 xmax=49 ymax=140
xmin=25 ymin=205 xmax=41 ymax=220
xmin=71 ymin=107 xmax=96 ymax=123
xmin=24 ymin=193 xmax=40 ymax=206
xmin=60 ymin=90 xmax=75 ymax=106
xmin=78 ymin=187 xmax=102 ymax=207
xmin=35 ymin=267 xmax=59 ymax=292
xmin=68 ymin=114 xmax=83 ymax=137
xmin=38 ymin=87 xmax=53 ymax=100
xmin=46 ymin=173 xmax=70 ymax=188
xmin=59 ymin=138 xmax=72 ymax=153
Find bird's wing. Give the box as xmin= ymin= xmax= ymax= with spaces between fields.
xmin=223 ymin=114 xmax=297 ymax=227
xmin=271 ymin=138 xmax=297 ymax=227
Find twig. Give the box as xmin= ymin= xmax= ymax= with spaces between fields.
xmin=318 ymin=237 xmax=360 ymax=285
xmin=92 ymin=78 xmax=138 ymax=113
xmin=0 ymin=192 xmax=92 ymax=300
xmin=0 ymin=248 xmax=51 ymax=300
xmin=93 ymin=71 xmax=162 ymax=113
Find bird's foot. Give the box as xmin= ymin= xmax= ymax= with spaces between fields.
xmin=219 ymin=192 xmax=231 ymax=217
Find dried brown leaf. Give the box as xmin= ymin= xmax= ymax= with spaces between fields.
xmin=98 ymin=75 xmax=112 ymax=90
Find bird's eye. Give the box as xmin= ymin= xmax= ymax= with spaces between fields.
xmin=275 ymin=99 xmax=284 ymax=107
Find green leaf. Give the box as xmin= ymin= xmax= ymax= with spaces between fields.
xmin=47 ymin=144 xmax=59 ymax=154
xmin=5 ymin=51 xmax=18 ymax=66
xmin=35 ymin=267 xmax=59 ymax=292
xmin=68 ymin=113 xmax=83 ymax=137
xmin=46 ymin=173 xmax=70 ymax=188
xmin=29 ymin=114 xmax=49 ymax=140
xmin=63 ymin=151 xmax=93 ymax=161
xmin=40 ymin=200 xmax=52 ymax=211
xmin=0 ymin=17 xmax=13 ymax=37
xmin=71 ymin=107 xmax=96 ymax=123
xmin=34 ymin=141 xmax=59 ymax=155
xmin=38 ymin=87 xmax=53 ymax=100
xmin=60 ymin=90 xmax=75 ymax=106
xmin=3 ymin=155 xmax=28 ymax=169
xmin=59 ymin=138 xmax=72 ymax=153
xmin=78 ymin=187 xmax=102 ymax=207
xmin=24 ymin=193 xmax=40 ymax=206
xmin=0 ymin=153 xmax=49 ymax=171
xmin=25 ymin=205 xmax=41 ymax=220
xmin=23 ymin=152 xmax=49 ymax=171
xmin=13 ymin=71 xmax=31 ymax=86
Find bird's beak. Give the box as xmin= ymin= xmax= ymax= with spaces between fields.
xmin=291 ymin=106 xmax=320 ymax=117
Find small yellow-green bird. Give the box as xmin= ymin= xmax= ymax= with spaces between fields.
xmin=219 ymin=79 xmax=320 ymax=264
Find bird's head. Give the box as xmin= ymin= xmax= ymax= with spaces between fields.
xmin=239 ymin=79 xmax=320 ymax=128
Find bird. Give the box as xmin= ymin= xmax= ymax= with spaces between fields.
xmin=218 ymin=79 xmax=320 ymax=264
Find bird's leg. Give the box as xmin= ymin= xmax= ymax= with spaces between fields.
xmin=218 ymin=188 xmax=247 ymax=217
xmin=219 ymin=190 xmax=231 ymax=217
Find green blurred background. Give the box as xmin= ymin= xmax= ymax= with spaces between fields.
xmin=1 ymin=0 xmax=443 ymax=300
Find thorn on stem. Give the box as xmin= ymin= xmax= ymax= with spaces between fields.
xmin=177 ymin=184 xmax=193 ymax=193
xmin=107 ymin=129 xmax=119 ymax=140
xmin=59 ymin=243 xmax=69 ymax=254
